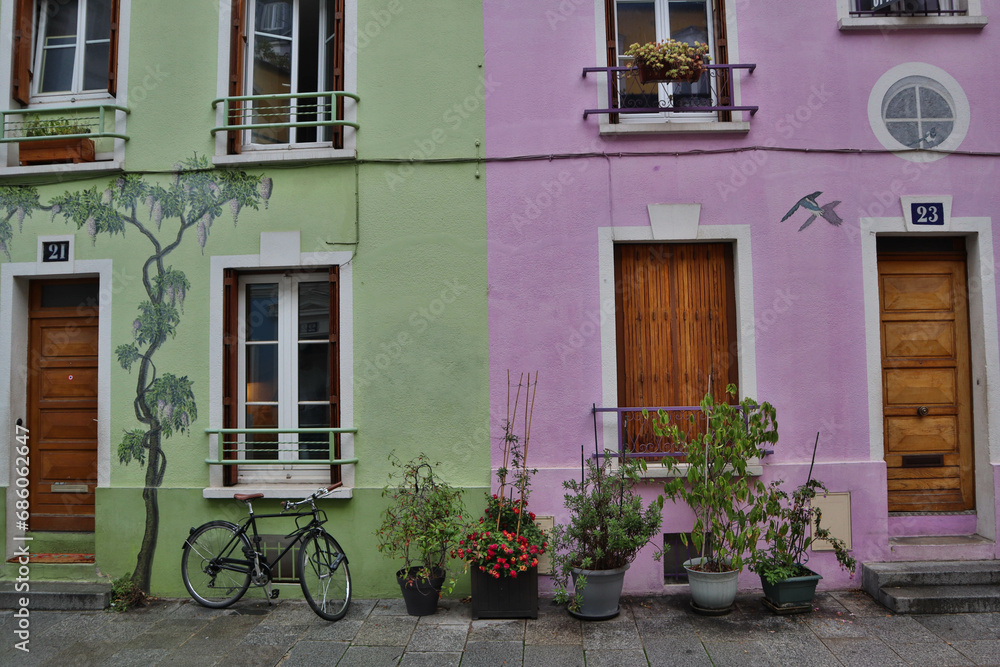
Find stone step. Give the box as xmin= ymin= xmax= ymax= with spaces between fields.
xmin=863 ymin=560 xmax=1000 ymax=590
xmin=0 ymin=581 xmax=110 ymax=611
xmin=877 ymin=584 xmax=1000 ymax=614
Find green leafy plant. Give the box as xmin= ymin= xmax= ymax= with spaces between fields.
xmin=624 ymin=39 xmax=710 ymax=80
xmin=651 ymin=385 xmax=777 ymax=574
xmin=751 ymin=435 xmax=856 ymax=585
xmin=22 ymin=114 xmax=92 ymax=138
xmin=375 ymin=453 xmax=469 ymax=592
xmin=549 ymin=454 xmax=663 ymax=610
xmin=108 ymin=573 xmax=146 ymax=613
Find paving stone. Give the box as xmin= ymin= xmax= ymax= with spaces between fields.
xmin=210 ymin=642 xmax=287 ymax=666
xmin=352 ymin=614 xmax=417 ymax=646
xmin=468 ymin=619 xmax=525 ymax=642
xmin=337 ymin=645 xmax=405 ymax=666
xmin=643 ymin=636 xmax=713 ymax=667
xmin=101 ymin=647 xmax=172 ymax=667
xmin=461 ymin=640 xmax=523 ymax=667
xmin=583 ymin=648 xmax=649 ymax=667
xmin=398 ymin=651 xmax=462 ymax=667
xmin=820 ymin=638 xmax=909 ymax=667
xmin=39 ymin=640 xmax=121 ymax=667
xmin=689 ymin=613 xmax=766 ymax=641
xmin=523 ymin=644 xmax=585 ymax=667
xmin=699 ymin=640 xmax=774 ymax=667
xmin=915 ymin=613 xmax=996 ymax=642
xmin=827 ymin=590 xmax=888 ymax=617
xmin=343 ymin=599 xmax=378 ymax=620
xmin=889 ymin=640 xmax=974 ymax=666
xmin=370 ymin=599 xmax=411 ymax=616
xmin=854 ymin=615 xmax=942 ymax=643
xmin=524 ymin=611 xmax=582 ymax=645
xmin=302 ymin=618 xmax=362 ymax=641
xmin=122 ymin=617 xmax=208 ymax=649
xmin=805 ymin=615 xmax=873 ymax=639
xmin=760 ymin=635 xmax=842 ymax=667
xmin=278 ymin=639 xmax=349 ymax=666
xmin=582 ymin=618 xmax=643 ymax=650
xmin=428 ymin=599 xmax=470 ymax=624
xmin=949 ymin=639 xmax=1000 ymax=666
xmin=407 ymin=621 xmax=468 ymax=652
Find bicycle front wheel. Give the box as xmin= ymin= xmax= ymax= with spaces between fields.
xmin=181 ymin=521 xmax=252 ymax=608
xmin=299 ymin=531 xmax=351 ymax=621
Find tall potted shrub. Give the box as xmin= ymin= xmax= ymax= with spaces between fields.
xmin=751 ymin=434 xmax=856 ymax=613
xmin=375 ymin=453 xmax=468 ymax=616
xmin=650 ymin=385 xmax=777 ymax=613
xmin=454 ymin=371 xmax=547 ymax=619
xmin=549 ymin=454 xmax=662 ymax=620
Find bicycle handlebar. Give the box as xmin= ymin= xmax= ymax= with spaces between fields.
xmin=281 ymin=482 xmax=344 ymax=511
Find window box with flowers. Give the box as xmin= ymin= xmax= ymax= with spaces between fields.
xmin=454 ymin=372 xmax=547 ymax=619
xmin=625 ymin=39 xmax=711 ymax=85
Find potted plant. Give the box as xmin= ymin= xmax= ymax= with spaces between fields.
xmin=549 ymin=453 xmax=663 ymax=620
xmin=751 ymin=434 xmax=856 ymax=613
xmin=624 ymin=39 xmax=711 ymax=85
xmin=374 ymin=452 xmax=468 ymax=616
xmin=18 ymin=114 xmax=95 ymax=166
xmin=454 ymin=371 xmax=547 ymax=619
xmin=650 ymin=385 xmax=777 ymax=613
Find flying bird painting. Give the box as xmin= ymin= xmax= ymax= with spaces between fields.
xmin=781 ymin=191 xmax=843 ymax=231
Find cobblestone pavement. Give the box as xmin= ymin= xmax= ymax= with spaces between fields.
xmin=4 ymin=590 xmax=1000 ymax=666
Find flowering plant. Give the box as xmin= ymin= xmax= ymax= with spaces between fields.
xmin=624 ymin=39 xmax=710 ymax=82
xmin=454 ymin=371 xmax=547 ymax=579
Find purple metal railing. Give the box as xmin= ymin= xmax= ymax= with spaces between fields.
xmin=850 ymin=0 xmax=966 ymax=16
xmin=582 ymin=64 xmax=758 ymax=121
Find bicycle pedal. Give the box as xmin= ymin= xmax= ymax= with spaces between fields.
xmin=270 ymin=589 xmax=280 ymax=599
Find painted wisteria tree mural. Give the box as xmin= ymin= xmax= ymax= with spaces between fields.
xmin=0 ymin=156 xmax=272 ymax=592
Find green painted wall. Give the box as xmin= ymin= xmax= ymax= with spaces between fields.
xmin=0 ymin=0 xmax=489 ymax=598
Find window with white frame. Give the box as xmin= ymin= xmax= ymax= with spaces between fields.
xmin=226 ymin=269 xmax=340 ymax=485
xmin=227 ymin=0 xmax=345 ymax=152
xmin=605 ymin=0 xmax=727 ymax=121
xmin=838 ymin=0 xmax=985 ymax=29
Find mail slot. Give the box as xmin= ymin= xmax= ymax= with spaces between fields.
xmin=901 ymin=454 xmax=945 ymax=468
xmin=51 ymin=483 xmax=89 ymax=493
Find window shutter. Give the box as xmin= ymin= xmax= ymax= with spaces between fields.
xmin=227 ymin=0 xmax=247 ymax=155
xmin=603 ymin=0 xmax=620 ymax=122
xmin=107 ymin=0 xmax=120 ymax=95
xmin=712 ymin=0 xmax=731 ymax=122
xmin=222 ymin=268 xmax=239 ymax=486
xmin=12 ymin=0 xmax=34 ymax=105
xmin=328 ymin=266 xmax=341 ymax=483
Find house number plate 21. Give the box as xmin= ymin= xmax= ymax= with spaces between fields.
xmin=911 ymin=202 xmax=945 ymax=226
xmin=42 ymin=240 xmax=70 ymax=262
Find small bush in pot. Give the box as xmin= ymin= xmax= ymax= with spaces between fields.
xmin=549 ymin=454 xmax=662 ymax=618
xmin=374 ymin=452 xmax=468 ymax=615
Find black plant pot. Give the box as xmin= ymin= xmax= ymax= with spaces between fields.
xmin=470 ymin=566 xmax=538 ymax=619
xmin=396 ymin=567 xmax=444 ymax=616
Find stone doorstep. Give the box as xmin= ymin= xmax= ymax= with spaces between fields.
xmin=0 ymin=581 xmax=111 ymax=611
xmin=878 ymin=584 xmax=1000 ymax=614
xmin=863 ymin=559 xmax=1000 ymax=589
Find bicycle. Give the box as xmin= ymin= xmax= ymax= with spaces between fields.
xmin=181 ymin=482 xmax=351 ymax=621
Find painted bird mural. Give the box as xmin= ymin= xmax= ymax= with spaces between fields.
xmin=781 ymin=191 xmax=843 ymax=231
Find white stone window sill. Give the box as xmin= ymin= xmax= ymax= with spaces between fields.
xmin=838 ymin=15 xmax=987 ymax=30
xmin=638 ymin=462 xmax=763 ymax=479
xmin=0 ymin=159 xmax=123 ymax=179
xmin=213 ymin=147 xmax=357 ymax=167
xmin=599 ymin=121 xmax=751 ymax=136
xmin=202 ymin=485 xmax=353 ymax=500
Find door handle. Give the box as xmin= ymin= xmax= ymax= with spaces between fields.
xmin=917 ymin=406 xmax=929 ymax=417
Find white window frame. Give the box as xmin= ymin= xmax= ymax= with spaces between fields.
xmin=213 ymin=0 xmax=358 ymax=165
xmin=236 ymin=271 xmax=332 ymax=485
xmin=837 ymin=0 xmax=986 ymax=29
xmin=31 ymin=0 xmax=112 ymax=100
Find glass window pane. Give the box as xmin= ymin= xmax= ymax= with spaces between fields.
xmin=920 ymin=120 xmax=953 ymax=147
xmin=246 ymin=344 xmax=279 ymax=402
xmin=85 ymin=0 xmax=112 ymax=40
xmin=298 ymin=404 xmax=330 ymax=460
xmin=40 ymin=282 xmax=99 ymax=309
xmin=246 ymin=283 xmax=278 ymax=341
xmin=298 ymin=343 xmax=329 ymax=401
xmin=886 ymin=87 xmax=917 ymax=118
xmin=245 ymin=404 xmax=278 ymax=460
xmin=616 ymin=3 xmax=656 ymax=59
xmin=298 ymin=281 xmax=329 ymax=340
xmin=887 ymin=121 xmax=920 ymax=147
xmin=39 ymin=46 xmax=76 ymax=93
xmin=46 ymin=0 xmax=80 ymax=38
xmin=919 ymin=87 xmax=952 ymax=118
xmin=251 ymin=0 xmax=293 ymax=144
xmin=83 ymin=41 xmax=109 ymax=90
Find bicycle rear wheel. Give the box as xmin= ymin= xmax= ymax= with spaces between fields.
xmin=299 ymin=531 xmax=351 ymax=621
xmin=181 ymin=521 xmax=252 ymax=608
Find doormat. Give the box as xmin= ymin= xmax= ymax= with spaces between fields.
xmin=6 ymin=553 xmax=95 ymax=564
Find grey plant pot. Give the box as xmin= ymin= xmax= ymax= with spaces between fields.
xmin=683 ymin=557 xmax=738 ymax=612
xmin=569 ymin=563 xmax=629 ymax=620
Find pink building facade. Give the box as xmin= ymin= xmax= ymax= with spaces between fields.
xmin=484 ymin=0 xmax=999 ymax=593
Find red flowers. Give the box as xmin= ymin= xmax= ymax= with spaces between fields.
xmin=451 ymin=494 xmax=548 ymax=579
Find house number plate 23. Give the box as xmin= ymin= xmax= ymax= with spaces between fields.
xmin=42 ymin=240 xmax=70 ymax=262
xmin=911 ymin=202 xmax=945 ymax=226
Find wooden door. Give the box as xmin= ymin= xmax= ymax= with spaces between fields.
xmin=27 ymin=279 xmax=100 ymax=532
xmin=614 ymin=243 xmax=738 ymax=452
xmin=878 ymin=254 xmax=974 ymax=512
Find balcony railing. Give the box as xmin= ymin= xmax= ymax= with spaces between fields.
xmin=850 ymin=0 xmax=966 ymax=16
xmin=211 ymin=91 xmax=360 ymax=142
xmin=582 ymin=65 xmax=757 ymax=121
xmin=0 ymin=104 xmax=130 ymax=143
xmin=204 ymin=427 xmax=359 ymax=466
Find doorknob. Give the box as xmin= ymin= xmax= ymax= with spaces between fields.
xmin=917 ymin=406 xmax=929 ymax=417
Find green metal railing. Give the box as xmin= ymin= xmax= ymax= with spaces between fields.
xmin=210 ymin=91 xmax=360 ymax=135
xmin=204 ymin=427 xmax=359 ymax=466
xmin=0 ymin=104 xmax=130 ymax=143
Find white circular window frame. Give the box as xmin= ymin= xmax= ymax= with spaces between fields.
xmin=869 ymin=63 xmax=969 ymax=163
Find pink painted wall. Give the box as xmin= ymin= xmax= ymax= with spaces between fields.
xmin=484 ymin=0 xmax=1000 ymax=594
